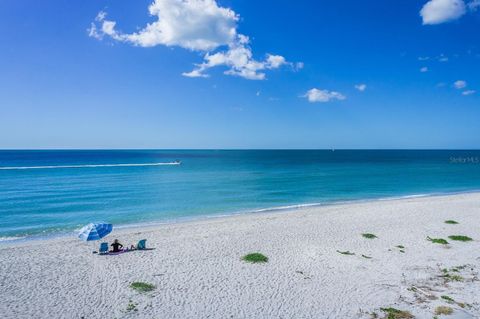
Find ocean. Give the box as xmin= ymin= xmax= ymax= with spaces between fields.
xmin=1 ymin=150 xmax=480 ymax=242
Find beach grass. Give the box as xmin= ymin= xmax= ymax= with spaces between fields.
xmin=337 ymin=250 xmax=355 ymax=255
xmin=444 ymin=220 xmax=459 ymax=224
xmin=448 ymin=235 xmax=473 ymax=242
xmin=362 ymin=233 xmax=377 ymax=239
xmin=380 ymin=307 xmax=413 ymax=319
xmin=130 ymin=282 xmax=156 ymax=293
xmin=361 ymin=254 xmax=372 ymax=259
xmin=434 ymin=306 xmax=453 ymax=315
xmin=396 ymin=245 xmax=405 ymax=249
xmin=242 ymin=253 xmax=268 ymax=263
xmin=427 ymin=236 xmax=449 ymax=245
xmin=441 ymin=273 xmax=463 ymax=282
xmin=441 ymin=295 xmax=454 ymax=303
xmin=444 ymin=265 xmax=467 ymax=273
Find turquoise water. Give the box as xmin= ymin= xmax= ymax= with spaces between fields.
xmin=1 ymin=150 xmax=480 ymax=241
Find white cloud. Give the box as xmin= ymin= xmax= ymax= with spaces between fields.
xmin=454 ymin=80 xmax=467 ymax=89
xmin=418 ymin=56 xmax=430 ymax=61
xmin=420 ymin=0 xmax=466 ymax=25
xmin=94 ymin=0 xmax=238 ymax=51
xmin=96 ymin=11 xmax=107 ymax=22
xmin=293 ymin=62 xmax=304 ymax=71
xmin=420 ymin=67 xmax=429 ymax=72
xmin=468 ymin=0 xmax=480 ymax=10
xmin=88 ymin=0 xmax=299 ymax=80
xmin=438 ymin=54 xmax=449 ymax=62
xmin=182 ymin=69 xmax=209 ymax=78
xmin=354 ymin=84 xmax=367 ymax=92
xmin=266 ymin=55 xmax=286 ymax=68
xmin=303 ymin=88 xmax=346 ymax=103
xmin=462 ymin=89 xmax=476 ymax=95
xmin=183 ymin=47 xmax=289 ymax=80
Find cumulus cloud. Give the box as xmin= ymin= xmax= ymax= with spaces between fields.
xmin=454 ymin=80 xmax=467 ymax=89
xmin=420 ymin=0 xmax=466 ymax=25
xmin=420 ymin=67 xmax=429 ymax=72
xmin=418 ymin=56 xmax=430 ymax=61
xmin=92 ymin=0 xmax=238 ymax=50
xmin=88 ymin=0 xmax=299 ymax=80
xmin=303 ymin=88 xmax=346 ymax=103
xmin=182 ymin=47 xmax=289 ymax=80
xmin=354 ymin=84 xmax=367 ymax=92
xmin=462 ymin=89 xmax=476 ymax=95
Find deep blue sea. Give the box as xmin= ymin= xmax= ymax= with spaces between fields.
xmin=1 ymin=150 xmax=480 ymax=242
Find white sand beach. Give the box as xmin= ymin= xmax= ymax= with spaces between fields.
xmin=1 ymin=193 xmax=479 ymax=319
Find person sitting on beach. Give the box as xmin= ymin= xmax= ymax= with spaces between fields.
xmin=110 ymin=239 xmax=123 ymax=252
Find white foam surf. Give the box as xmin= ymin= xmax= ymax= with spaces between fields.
xmin=0 ymin=162 xmax=181 ymax=170
xmin=0 ymin=236 xmax=27 ymax=242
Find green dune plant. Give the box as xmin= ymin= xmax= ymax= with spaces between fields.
xmin=380 ymin=307 xmax=413 ymax=319
xmin=130 ymin=281 xmax=156 ymax=293
xmin=441 ymin=273 xmax=463 ymax=282
xmin=448 ymin=235 xmax=472 ymax=242
xmin=427 ymin=236 xmax=448 ymax=245
xmin=441 ymin=295 xmax=454 ymax=303
xmin=444 ymin=220 xmax=458 ymax=224
xmin=126 ymin=301 xmax=138 ymax=312
xmin=336 ymin=250 xmax=355 ymax=255
xmin=242 ymin=252 xmax=268 ymax=263
xmin=362 ymin=233 xmax=377 ymax=239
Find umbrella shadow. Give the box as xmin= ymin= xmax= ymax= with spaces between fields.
xmin=102 ymin=248 xmax=156 ymax=256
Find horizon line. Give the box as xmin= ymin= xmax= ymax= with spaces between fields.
xmin=1 ymin=148 xmax=480 ymax=151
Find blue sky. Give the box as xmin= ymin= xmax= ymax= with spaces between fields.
xmin=0 ymin=0 xmax=479 ymax=149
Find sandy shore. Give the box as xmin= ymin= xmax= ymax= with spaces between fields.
xmin=1 ymin=193 xmax=479 ymax=318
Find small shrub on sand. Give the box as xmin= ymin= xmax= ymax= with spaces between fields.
xmin=380 ymin=307 xmax=413 ymax=319
xmin=448 ymin=235 xmax=473 ymax=242
xmin=362 ymin=233 xmax=378 ymax=239
xmin=451 ymin=265 xmax=467 ymax=272
xmin=441 ymin=273 xmax=463 ymax=282
xmin=126 ymin=301 xmax=138 ymax=312
xmin=396 ymin=245 xmax=405 ymax=249
xmin=242 ymin=253 xmax=268 ymax=263
xmin=435 ymin=306 xmax=453 ymax=315
xmin=427 ymin=236 xmax=449 ymax=245
xmin=444 ymin=220 xmax=458 ymax=224
xmin=130 ymin=282 xmax=156 ymax=293
xmin=441 ymin=295 xmax=454 ymax=303
xmin=336 ymin=250 xmax=355 ymax=255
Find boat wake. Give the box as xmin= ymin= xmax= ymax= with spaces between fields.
xmin=0 ymin=162 xmax=181 ymax=170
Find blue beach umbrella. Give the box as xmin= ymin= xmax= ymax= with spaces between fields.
xmin=78 ymin=222 xmax=113 ymax=242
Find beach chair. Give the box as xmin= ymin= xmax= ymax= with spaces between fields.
xmin=99 ymin=242 xmax=109 ymax=254
xmin=136 ymin=239 xmax=147 ymax=250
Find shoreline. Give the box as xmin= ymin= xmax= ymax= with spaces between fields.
xmin=2 ymin=188 xmax=480 ymax=246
